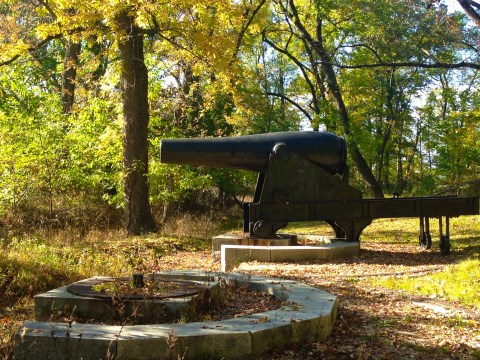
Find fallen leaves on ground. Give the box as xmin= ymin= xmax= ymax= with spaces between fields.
xmin=3 ymin=241 xmax=479 ymax=359
xmin=150 ymin=242 xmax=480 ymax=359
xmin=200 ymin=284 xmax=284 ymax=322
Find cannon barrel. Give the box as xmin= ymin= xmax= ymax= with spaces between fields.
xmin=160 ymin=131 xmax=347 ymax=174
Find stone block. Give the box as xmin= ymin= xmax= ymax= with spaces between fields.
xmin=269 ymin=246 xmax=328 ymax=262
xmin=14 ymin=321 xmax=120 ymax=360
xmin=221 ymin=245 xmax=271 ymax=271
xmin=221 ymin=242 xmax=359 ymax=272
xmin=325 ymin=241 xmax=359 ymax=260
xmin=34 ymin=285 xmax=112 ymax=322
xmin=34 ymin=276 xmax=219 ymax=324
xmin=117 ymin=322 xmax=253 ymax=360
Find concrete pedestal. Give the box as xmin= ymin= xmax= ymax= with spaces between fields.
xmin=220 ymin=241 xmax=360 ymax=271
xmin=212 ymin=233 xmax=297 ymax=252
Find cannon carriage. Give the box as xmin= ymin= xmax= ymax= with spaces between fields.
xmin=160 ymin=131 xmax=479 ymax=255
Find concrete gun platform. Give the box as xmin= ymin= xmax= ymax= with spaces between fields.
xmin=220 ymin=239 xmax=360 ymax=271
xmin=15 ymin=271 xmax=337 ymax=360
xmin=212 ymin=233 xmax=298 ymax=251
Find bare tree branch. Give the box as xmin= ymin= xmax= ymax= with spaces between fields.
xmin=264 ymin=91 xmax=313 ymax=122
xmin=470 ymin=0 xmax=480 ymax=10
xmin=232 ymin=0 xmax=268 ymax=61
xmin=262 ymin=32 xmax=318 ymax=104
xmin=330 ymin=60 xmax=480 ymax=70
xmin=0 ymin=33 xmax=63 ymax=67
xmin=338 ymin=43 xmax=384 ymax=63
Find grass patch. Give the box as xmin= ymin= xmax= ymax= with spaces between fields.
xmin=0 ymin=230 xmax=136 ymax=312
xmin=0 ymin=229 xmax=212 ymax=305
xmin=370 ymin=259 xmax=480 ymax=308
xmin=361 ymin=216 xmax=480 ymax=309
xmin=0 ymin=227 xmax=214 ymax=359
xmin=286 ymin=221 xmax=336 ymax=236
xmin=286 ymin=215 xmax=480 ymax=309
xmin=288 ymin=216 xmax=479 ymax=250
xmin=363 ymin=216 xmax=480 ymax=249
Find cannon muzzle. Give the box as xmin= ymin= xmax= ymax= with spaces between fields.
xmin=160 ymin=131 xmax=346 ymax=174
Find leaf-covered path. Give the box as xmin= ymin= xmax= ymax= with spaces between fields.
xmin=153 ymin=241 xmax=480 ymax=359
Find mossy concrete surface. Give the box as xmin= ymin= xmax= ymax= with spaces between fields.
xmin=15 ymin=271 xmax=337 ymax=360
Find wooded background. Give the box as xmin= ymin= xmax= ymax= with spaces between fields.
xmin=1 ymin=0 xmax=479 ymax=233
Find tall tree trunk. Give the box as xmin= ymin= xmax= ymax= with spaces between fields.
xmin=320 ymin=49 xmax=384 ymax=197
xmin=457 ymin=0 xmax=480 ymax=27
xmin=117 ymin=11 xmax=156 ymax=234
xmin=62 ymin=41 xmax=80 ymax=114
xmin=403 ymin=121 xmax=422 ymax=185
xmin=378 ymin=69 xmax=396 ymax=185
xmin=286 ymin=0 xmax=383 ymax=197
xmin=311 ymin=16 xmax=384 ymax=198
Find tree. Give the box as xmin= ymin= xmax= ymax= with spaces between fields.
xmin=417 ymin=71 xmax=480 ymax=192
xmin=457 ymin=0 xmax=480 ymax=27
xmin=1 ymin=0 xmax=478 ymax=228
xmin=261 ymin=0 xmax=384 ymax=197
xmin=115 ymin=10 xmax=156 ymax=233
xmin=1 ymin=0 xmax=270 ymax=232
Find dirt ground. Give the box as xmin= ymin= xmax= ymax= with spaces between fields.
xmin=153 ymin=241 xmax=480 ymax=359
xmin=4 ymin=239 xmax=479 ymax=359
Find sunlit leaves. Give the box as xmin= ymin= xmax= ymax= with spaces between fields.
xmin=1 ymin=0 xmax=479 ymax=216
xmin=0 ymin=57 xmax=124 ymax=214
xmin=418 ymin=75 xmax=480 ymax=189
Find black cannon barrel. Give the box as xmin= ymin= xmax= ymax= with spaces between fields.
xmin=160 ymin=131 xmax=347 ymax=174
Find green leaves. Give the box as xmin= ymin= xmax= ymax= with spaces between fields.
xmin=0 ymin=59 xmax=124 ymax=216
xmin=1 ymin=0 xmax=479 ymax=221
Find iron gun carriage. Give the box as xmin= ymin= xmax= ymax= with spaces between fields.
xmin=160 ymin=131 xmax=479 ymax=255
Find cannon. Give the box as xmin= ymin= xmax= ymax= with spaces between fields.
xmin=160 ymin=131 xmax=347 ymax=174
xmin=160 ymin=131 xmax=479 ymax=255
xmin=160 ymin=131 xmax=359 ymax=237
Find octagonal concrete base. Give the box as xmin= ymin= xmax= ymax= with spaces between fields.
xmin=15 ymin=271 xmax=337 ymax=360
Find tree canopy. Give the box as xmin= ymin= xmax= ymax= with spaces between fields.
xmin=0 ymin=0 xmax=479 ymax=231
